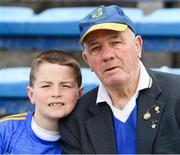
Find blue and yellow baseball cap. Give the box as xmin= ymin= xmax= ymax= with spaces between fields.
xmin=79 ymin=5 xmax=135 ymax=43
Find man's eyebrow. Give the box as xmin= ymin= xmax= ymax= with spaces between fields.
xmin=109 ymin=33 xmax=121 ymax=39
xmin=86 ymin=41 xmax=99 ymax=48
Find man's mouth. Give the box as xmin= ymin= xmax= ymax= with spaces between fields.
xmin=105 ymin=66 xmax=118 ymax=72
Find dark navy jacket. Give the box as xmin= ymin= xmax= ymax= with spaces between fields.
xmin=60 ymin=70 xmax=180 ymax=154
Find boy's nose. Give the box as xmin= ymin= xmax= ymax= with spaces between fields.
xmin=52 ymin=87 xmax=61 ymax=97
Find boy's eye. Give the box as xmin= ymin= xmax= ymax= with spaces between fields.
xmin=62 ymin=85 xmax=72 ymax=88
xmin=41 ymin=85 xmax=50 ymax=88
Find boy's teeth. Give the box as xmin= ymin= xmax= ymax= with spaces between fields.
xmin=48 ymin=102 xmax=65 ymax=106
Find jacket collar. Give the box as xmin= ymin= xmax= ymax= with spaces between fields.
xmin=136 ymin=69 xmax=165 ymax=153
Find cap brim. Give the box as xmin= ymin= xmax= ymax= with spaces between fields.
xmin=80 ymin=23 xmax=128 ymax=43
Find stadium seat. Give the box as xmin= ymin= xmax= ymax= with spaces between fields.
xmin=151 ymin=66 xmax=180 ymax=75
xmin=0 ymin=7 xmax=144 ymax=51
xmin=25 ymin=7 xmax=143 ymax=36
xmin=0 ymin=6 xmax=34 ymax=35
xmin=0 ymin=6 xmax=34 ymax=20
xmin=0 ymin=67 xmax=99 ymax=116
xmin=137 ymin=8 xmax=180 ymax=36
xmin=136 ymin=8 xmax=180 ymax=52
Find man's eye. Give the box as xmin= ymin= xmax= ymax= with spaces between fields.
xmin=111 ymin=40 xmax=123 ymax=44
xmin=89 ymin=46 xmax=100 ymax=55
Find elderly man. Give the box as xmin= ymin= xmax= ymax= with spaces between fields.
xmin=60 ymin=5 xmax=180 ymax=154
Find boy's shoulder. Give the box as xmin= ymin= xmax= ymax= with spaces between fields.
xmin=0 ymin=112 xmax=31 ymax=131
xmin=0 ymin=112 xmax=28 ymax=123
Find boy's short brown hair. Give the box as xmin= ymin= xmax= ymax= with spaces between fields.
xmin=30 ymin=50 xmax=82 ymax=88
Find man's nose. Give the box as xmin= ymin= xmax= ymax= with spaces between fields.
xmin=101 ymin=44 xmax=114 ymax=61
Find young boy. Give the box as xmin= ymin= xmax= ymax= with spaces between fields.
xmin=0 ymin=50 xmax=83 ymax=154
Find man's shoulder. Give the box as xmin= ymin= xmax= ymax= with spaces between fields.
xmin=149 ymin=69 xmax=180 ymax=86
xmin=148 ymin=69 xmax=180 ymax=100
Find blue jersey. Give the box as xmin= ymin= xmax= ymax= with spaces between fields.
xmin=0 ymin=112 xmax=61 ymax=154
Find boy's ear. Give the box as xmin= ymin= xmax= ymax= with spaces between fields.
xmin=79 ymin=85 xmax=84 ymax=98
xmin=27 ymin=86 xmax=35 ymax=105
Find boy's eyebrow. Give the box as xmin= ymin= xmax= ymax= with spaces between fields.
xmin=38 ymin=81 xmax=52 ymax=85
xmin=39 ymin=81 xmax=75 ymax=84
xmin=60 ymin=81 xmax=76 ymax=85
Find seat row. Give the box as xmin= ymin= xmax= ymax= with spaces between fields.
xmin=0 ymin=67 xmax=180 ymax=116
xmin=0 ymin=67 xmax=100 ymax=116
xmin=1 ymin=6 xmax=180 ymax=52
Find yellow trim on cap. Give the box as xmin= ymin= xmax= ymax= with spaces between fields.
xmin=80 ymin=23 xmax=128 ymax=43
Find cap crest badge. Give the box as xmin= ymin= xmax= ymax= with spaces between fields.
xmin=92 ymin=8 xmax=103 ymax=19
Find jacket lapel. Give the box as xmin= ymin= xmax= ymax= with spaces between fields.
xmin=137 ymin=70 xmax=165 ymax=153
xmin=85 ymin=103 xmax=116 ymax=154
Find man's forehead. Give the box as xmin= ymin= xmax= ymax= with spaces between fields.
xmin=84 ymin=30 xmax=122 ymax=43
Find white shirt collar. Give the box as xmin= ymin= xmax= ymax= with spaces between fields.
xmin=96 ymin=61 xmax=152 ymax=122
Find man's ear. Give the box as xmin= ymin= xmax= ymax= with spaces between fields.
xmin=82 ymin=51 xmax=88 ymax=64
xmin=27 ymin=86 xmax=35 ymax=105
xmin=82 ymin=51 xmax=93 ymax=72
xmin=135 ymin=35 xmax=143 ymax=59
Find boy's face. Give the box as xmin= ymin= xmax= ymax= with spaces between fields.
xmin=27 ymin=62 xmax=82 ymax=125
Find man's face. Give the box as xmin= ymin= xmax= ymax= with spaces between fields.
xmin=82 ymin=29 xmax=142 ymax=88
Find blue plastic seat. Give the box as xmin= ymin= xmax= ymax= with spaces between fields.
xmin=0 ymin=6 xmax=34 ymax=35
xmin=25 ymin=7 xmax=143 ymax=36
xmin=137 ymin=8 xmax=180 ymax=36
xmin=0 ymin=7 xmax=143 ymax=51
xmin=151 ymin=66 xmax=180 ymax=75
xmin=0 ymin=6 xmax=34 ymax=20
xmin=0 ymin=67 xmax=99 ymax=116
xmin=0 ymin=67 xmax=99 ymax=97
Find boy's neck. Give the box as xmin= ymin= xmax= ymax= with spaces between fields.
xmin=31 ymin=116 xmax=61 ymax=141
xmin=33 ymin=112 xmax=59 ymax=131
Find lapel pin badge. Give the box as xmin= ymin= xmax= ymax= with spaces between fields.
xmin=143 ymin=105 xmax=160 ymax=129
xmin=154 ymin=106 xmax=160 ymax=113
xmin=151 ymin=120 xmax=158 ymax=129
xmin=143 ymin=111 xmax=151 ymax=120
xmin=151 ymin=124 xmax=156 ymax=128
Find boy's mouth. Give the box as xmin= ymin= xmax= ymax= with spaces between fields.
xmin=48 ymin=102 xmax=65 ymax=107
